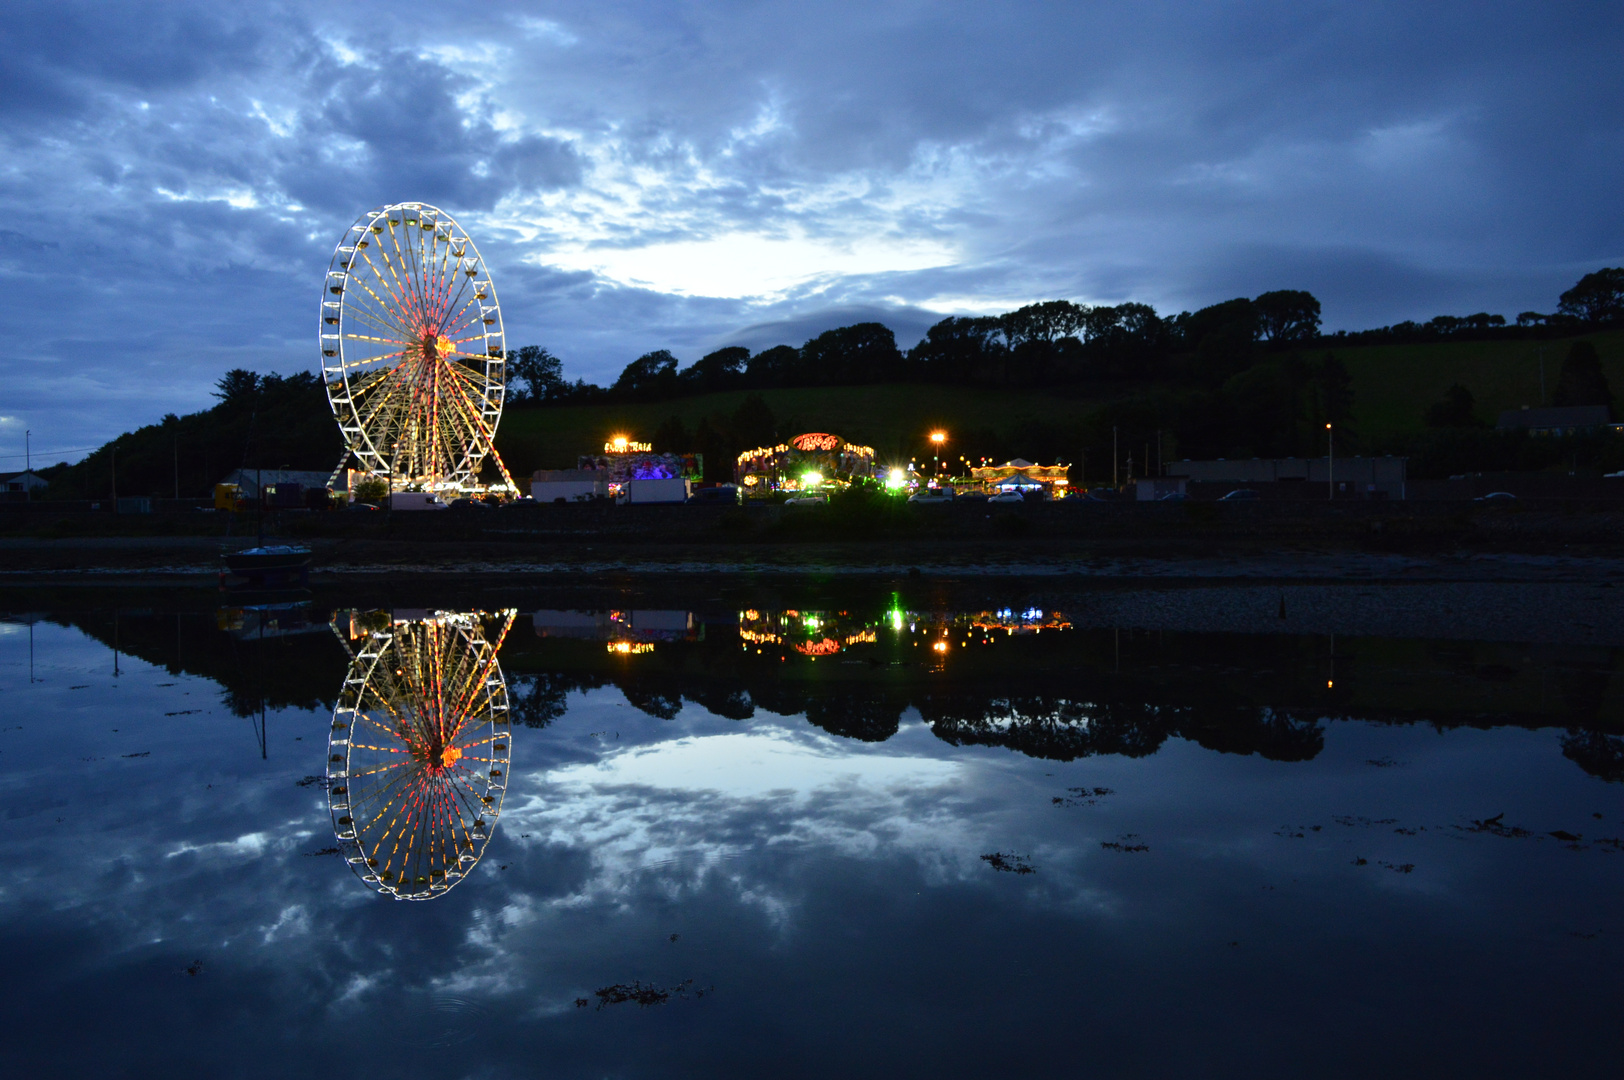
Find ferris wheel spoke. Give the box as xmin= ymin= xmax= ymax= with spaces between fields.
xmin=348 ymin=743 xmax=411 ymax=757
xmin=417 ymin=221 xmax=448 ymax=324
xmin=378 ymin=234 xmax=420 ymax=334
xmin=343 ymin=299 xmax=413 ymax=341
xmin=435 ymin=261 xmax=471 ymax=331
xmin=388 ymin=220 xmax=433 ymax=327
xmin=349 ymin=261 xmax=417 ymax=332
xmin=443 ymin=289 xmax=483 ymax=334
xmin=354 ymin=367 xmax=419 ymax=437
xmin=429 ymin=228 xmax=457 ymax=323
xmin=341 ymin=278 xmax=410 ymax=336
xmin=352 ymin=772 xmax=421 ymax=821
xmin=440 ymin=379 xmax=501 ymax=457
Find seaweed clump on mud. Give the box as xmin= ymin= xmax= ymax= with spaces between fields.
xmin=587 ymin=979 xmax=706 ymax=1010
xmin=981 ymin=852 xmax=1036 ymax=874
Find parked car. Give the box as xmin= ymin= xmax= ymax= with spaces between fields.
xmin=784 ymin=494 xmax=828 ymax=506
xmin=1158 ymin=492 xmax=1189 ymax=502
xmin=987 ymin=491 xmax=1025 ymax=504
xmin=1083 ymin=488 xmax=1121 ymax=502
xmin=346 ymin=501 xmax=381 ymax=512
xmin=686 ymin=486 xmax=740 ymax=505
xmin=956 ymin=491 xmax=989 ymax=503
xmin=908 ymin=489 xmax=954 ymax=503
xmin=1475 ymin=491 xmax=1518 ymax=501
xmin=447 ymin=497 xmax=492 ymax=511
xmin=1219 ymin=489 xmax=1260 ymax=501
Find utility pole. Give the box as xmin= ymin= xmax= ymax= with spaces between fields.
xmin=24 ymin=430 xmax=29 ymax=503
xmin=1326 ymin=422 xmax=1334 ymax=501
xmin=24 ymin=429 xmax=29 ymax=474
xmin=173 ymin=435 xmax=179 ymax=500
xmin=111 ymin=447 xmax=117 ymax=512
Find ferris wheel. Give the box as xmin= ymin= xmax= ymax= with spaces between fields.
xmin=326 ymin=609 xmax=517 ymax=900
xmin=320 ymin=203 xmax=515 ymax=492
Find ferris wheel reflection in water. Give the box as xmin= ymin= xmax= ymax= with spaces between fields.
xmin=327 ymin=609 xmax=516 ymax=900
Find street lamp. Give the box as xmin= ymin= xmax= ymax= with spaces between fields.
xmin=929 ymin=430 xmax=947 ymax=481
xmin=1326 ymin=422 xmax=1333 ymax=501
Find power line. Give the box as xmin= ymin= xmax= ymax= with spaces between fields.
xmin=0 ymin=446 xmax=99 ymax=461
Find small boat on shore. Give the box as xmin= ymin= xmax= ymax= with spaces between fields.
xmin=221 ymin=544 xmax=313 ymax=591
xmin=223 ymin=544 xmax=313 ymax=575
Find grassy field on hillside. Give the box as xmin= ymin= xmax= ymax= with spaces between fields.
xmin=1330 ymin=330 xmax=1624 ymax=446
xmin=494 ymin=331 xmax=1624 ymax=474
xmin=496 ymin=384 xmax=1105 ymax=472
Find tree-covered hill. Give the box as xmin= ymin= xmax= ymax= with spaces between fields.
xmin=37 ymin=370 xmax=343 ymax=500
xmin=35 ymin=267 xmax=1624 ymax=493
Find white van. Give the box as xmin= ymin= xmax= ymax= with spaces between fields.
xmin=621 ymin=478 xmax=692 ymax=504
xmin=388 ymin=492 xmax=450 ymax=511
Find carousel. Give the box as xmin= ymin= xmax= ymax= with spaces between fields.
xmin=968 ymin=458 xmax=1072 ymax=496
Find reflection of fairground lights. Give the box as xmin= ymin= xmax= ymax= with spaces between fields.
xmin=608 ymin=641 xmax=654 ymax=655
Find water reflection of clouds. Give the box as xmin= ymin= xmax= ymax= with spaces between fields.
xmin=5 ymin=610 xmax=1623 ymax=1074
xmin=499 ymin=714 xmax=1056 ymax=925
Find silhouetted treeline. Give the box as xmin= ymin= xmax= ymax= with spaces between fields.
xmin=506 ymin=268 xmax=1624 ymax=407
xmin=40 ymin=268 xmax=1624 ymax=492
xmin=38 ymin=370 xmax=342 ymax=499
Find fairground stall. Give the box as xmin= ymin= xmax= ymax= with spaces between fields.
xmin=575 ymin=436 xmax=701 ymax=499
xmin=736 ymin=432 xmax=877 ymax=497
xmin=967 ymin=458 xmax=1072 ymax=497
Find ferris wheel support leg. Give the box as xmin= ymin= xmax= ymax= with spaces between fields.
xmin=327 ymin=452 xmax=352 ymax=494
xmin=477 ymin=429 xmax=517 ymax=493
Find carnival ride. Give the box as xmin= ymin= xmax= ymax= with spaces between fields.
xmin=320 ymin=202 xmax=515 ymax=495
xmin=735 ymin=433 xmax=876 ymax=495
xmin=326 ymin=609 xmax=517 ymax=900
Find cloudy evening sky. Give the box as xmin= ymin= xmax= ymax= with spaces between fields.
xmin=2 ymin=1 xmax=1622 ymax=463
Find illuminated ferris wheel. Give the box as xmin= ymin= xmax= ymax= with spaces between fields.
xmin=327 ymin=609 xmax=517 ymax=900
xmin=319 ymin=202 xmax=515 ymax=492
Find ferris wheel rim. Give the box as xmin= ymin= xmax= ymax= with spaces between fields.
xmin=319 ymin=202 xmax=511 ymax=493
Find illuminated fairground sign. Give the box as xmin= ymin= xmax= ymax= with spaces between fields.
xmin=605 ymin=435 xmax=653 ymax=454
xmin=790 ymin=432 xmax=842 ymax=452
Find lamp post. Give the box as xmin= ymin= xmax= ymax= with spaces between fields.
xmin=1326 ymin=422 xmax=1333 ymax=501
xmin=929 ymin=430 xmax=946 ymax=484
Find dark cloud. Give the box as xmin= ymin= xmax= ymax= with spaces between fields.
xmin=1 ymin=0 xmax=1622 ymax=457
xmin=719 ymin=304 xmax=943 ymax=354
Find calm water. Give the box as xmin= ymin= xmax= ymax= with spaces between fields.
xmin=2 ymin=582 xmax=1621 ymax=1078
